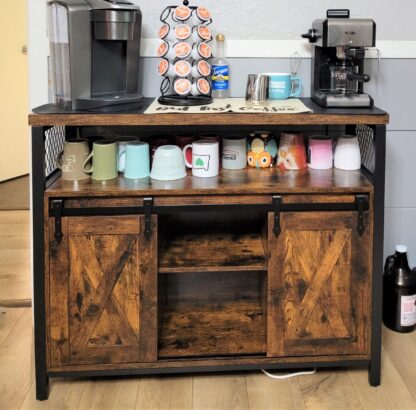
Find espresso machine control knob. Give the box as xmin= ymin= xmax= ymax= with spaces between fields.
xmin=301 ymin=29 xmax=319 ymax=43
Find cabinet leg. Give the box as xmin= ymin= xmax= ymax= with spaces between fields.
xmin=369 ymin=361 xmax=381 ymax=387
xmin=36 ymin=375 xmax=49 ymax=401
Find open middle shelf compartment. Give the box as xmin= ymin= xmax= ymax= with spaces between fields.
xmin=158 ymin=210 xmax=268 ymax=358
xmin=158 ymin=211 xmax=268 ymax=273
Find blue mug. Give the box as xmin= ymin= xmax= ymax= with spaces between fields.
xmin=122 ymin=142 xmax=150 ymax=180
xmin=265 ymin=73 xmax=302 ymax=100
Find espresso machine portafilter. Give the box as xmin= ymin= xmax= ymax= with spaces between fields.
xmin=302 ymin=9 xmax=376 ymax=108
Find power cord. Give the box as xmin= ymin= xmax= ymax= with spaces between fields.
xmin=261 ymin=368 xmax=317 ymax=380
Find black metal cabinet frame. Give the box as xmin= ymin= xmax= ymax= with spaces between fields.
xmin=31 ymin=122 xmax=386 ymax=400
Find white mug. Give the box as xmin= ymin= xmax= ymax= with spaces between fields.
xmin=334 ymin=135 xmax=361 ymax=171
xmin=184 ymin=140 xmax=219 ymax=178
xmin=222 ymin=138 xmax=247 ymax=170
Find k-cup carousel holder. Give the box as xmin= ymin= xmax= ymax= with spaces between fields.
xmin=157 ymin=1 xmax=213 ymax=106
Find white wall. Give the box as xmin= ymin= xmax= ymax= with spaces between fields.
xmin=28 ymin=0 xmax=416 ymax=107
xmin=137 ymin=0 xmax=416 ymax=40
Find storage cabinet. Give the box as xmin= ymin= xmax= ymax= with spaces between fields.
xmin=48 ymin=215 xmax=158 ymax=366
xmin=267 ymin=210 xmax=372 ymax=358
xmin=30 ymin=100 xmax=388 ymax=400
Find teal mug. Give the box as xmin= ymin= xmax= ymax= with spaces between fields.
xmin=122 ymin=142 xmax=150 ymax=180
xmin=264 ymin=72 xmax=302 ymax=100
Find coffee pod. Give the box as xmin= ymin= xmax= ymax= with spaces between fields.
xmin=191 ymin=78 xmax=211 ymax=96
xmin=192 ymin=25 xmax=212 ymax=43
xmin=172 ymin=5 xmax=192 ymax=22
xmin=159 ymin=23 xmax=175 ymax=42
xmin=158 ymin=59 xmax=175 ymax=77
xmin=191 ymin=60 xmax=211 ymax=78
xmin=174 ymin=24 xmax=192 ymax=41
xmin=174 ymin=42 xmax=192 ymax=59
xmin=174 ymin=78 xmax=192 ymax=96
xmin=174 ymin=60 xmax=192 ymax=77
xmin=191 ymin=6 xmax=211 ymax=25
xmin=191 ymin=42 xmax=212 ymax=60
xmin=157 ymin=41 xmax=175 ymax=60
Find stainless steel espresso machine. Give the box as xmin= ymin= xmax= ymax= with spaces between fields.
xmin=47 ymin=0 xmax=143 ymax=111
xmin=302 ymin=9 xmax=376 ymax=108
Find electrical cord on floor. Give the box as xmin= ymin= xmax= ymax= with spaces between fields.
xmin=261 ymin=368 xmax=317 ymax=380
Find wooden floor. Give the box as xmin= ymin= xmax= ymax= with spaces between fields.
xmin=1 ymin=211 xmax=416 ymax=409
xmin=0 ymin=211 xmax=31 ymax=304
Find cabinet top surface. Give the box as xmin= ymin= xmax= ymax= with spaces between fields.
xmin=45 ymin=168 xmax=373 ymax=198
xmin=29 ymin=99 xmax=389 ymax=127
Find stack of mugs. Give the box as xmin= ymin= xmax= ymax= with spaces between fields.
xmin=157 ymin=4 xmax=213 ymax=99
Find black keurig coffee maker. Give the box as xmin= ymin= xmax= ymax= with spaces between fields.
xmin=302 ymin=9 xmax=376 ymax=108
xmin=47 ymin=0 xmax=143 ymax=111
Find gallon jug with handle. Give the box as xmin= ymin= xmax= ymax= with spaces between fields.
xmin=383 ymin=245 xmax=416 ymax=333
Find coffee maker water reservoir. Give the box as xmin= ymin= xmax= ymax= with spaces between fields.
xmin=47 ymin=0 xmax=143 ymax=111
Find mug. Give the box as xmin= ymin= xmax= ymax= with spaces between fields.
xmin=264 ymin=73 xmax=302 ymax=100
xmin=57 ymin=138 xmax=90 ymax=181
xmin=123 ymin=142 xmax=150 ymax=180
xmin=150 ymin=137 xmax=170 ymax=160
xmin=222 ymin=137 xmax=247 ymax=170
xmin=276 ymin=133 xmax=308 ymax=170
xmin=334 ymin=135 xmax=362 ymax=171
xmin=308 ymin=136 xmax=333 ymax=170
xmin=116 ymin=136 xmax=140 ymax=172
xmin=184 ymin=141 xmax=219 ymax=178
xmin=175 ymin=135 xmax=195 ymax=167
xmin=83 ymin=141 xmax=118 ymax=181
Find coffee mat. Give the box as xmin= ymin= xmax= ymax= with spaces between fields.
xmin=144 ymin=98 xmax=312 ymax=115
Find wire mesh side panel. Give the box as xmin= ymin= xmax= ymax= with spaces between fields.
xmin=357 ymin=125 xmax=375 ymax=174
xmin=45 ymin=126 xmax=65 ymax=177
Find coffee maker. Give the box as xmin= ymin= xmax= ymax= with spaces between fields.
xmin=302 ymin=9 xmax=376 ymax=108
xmin=47 ymin=0 xmax=143 ymax=111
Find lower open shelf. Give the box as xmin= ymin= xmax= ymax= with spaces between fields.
xmin=159 ymin=301 xmax=266 ymax=358
xmin=158 ymin=271 xmax=267 ymax=359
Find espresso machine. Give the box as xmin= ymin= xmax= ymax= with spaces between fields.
xmin=302 ymin=9 xmax=376 ymax=108
xmin=47 ymin=0 xmax=143 ymax=111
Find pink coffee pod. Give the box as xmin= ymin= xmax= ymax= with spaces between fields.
xmin=159 ymin=23 xmax=175 ymax=42
xmin=157 ymin=41 xmax=175 ymax=60
xmin=191 ymin=78 xmax=211 ymax=96
xmin=191 ymin=60 xmax=211 ymax=78
xmin=158 ymin=59 xmax=176 ymax=77
xmin=197 ymin=7 xmax=211 ymax=21
xmin=192 ymin=25 xmax=212 ymax=43
xmin=172 ymin=5 xmax=192 ymax=22
xmin=191 ymin=42 xmax=212 ymax=60
xmin=175 ymin=24 xmax=192 ymax=41
xmin=174 ymin=42 xmax=192 ymax=59
xmin=174 ymin=60 xmax=192 ymax=77
xmin=174 ymin=78 xmax=192 ymax=96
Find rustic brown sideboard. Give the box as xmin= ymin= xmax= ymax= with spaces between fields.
xmin=29 ymin=99 xmax=389 ymax=400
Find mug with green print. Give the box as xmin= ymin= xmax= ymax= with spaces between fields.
xmin=184 ymin=140 xmax=219 ymax=178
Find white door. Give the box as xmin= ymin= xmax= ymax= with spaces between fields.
xmin=0 ymin=0 xmax=29 ymax=182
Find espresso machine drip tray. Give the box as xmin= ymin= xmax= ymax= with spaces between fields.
xmin=314 ymin=92 xmax=373 ymax=108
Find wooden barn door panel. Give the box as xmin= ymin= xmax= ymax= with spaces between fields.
xmin=48 ymin=215 xmax=157 ymax=367
xmin=267 ymin=211 xmax=372 ymax=358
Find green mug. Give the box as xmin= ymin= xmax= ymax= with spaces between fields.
xmin=83 ymin=141 xmax=118 ymax=181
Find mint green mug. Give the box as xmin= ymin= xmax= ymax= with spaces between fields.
xmin=122 ymin=142 xmax=150 ymax=180
xmin=83 ymin=141 xmax=118 ymax=181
